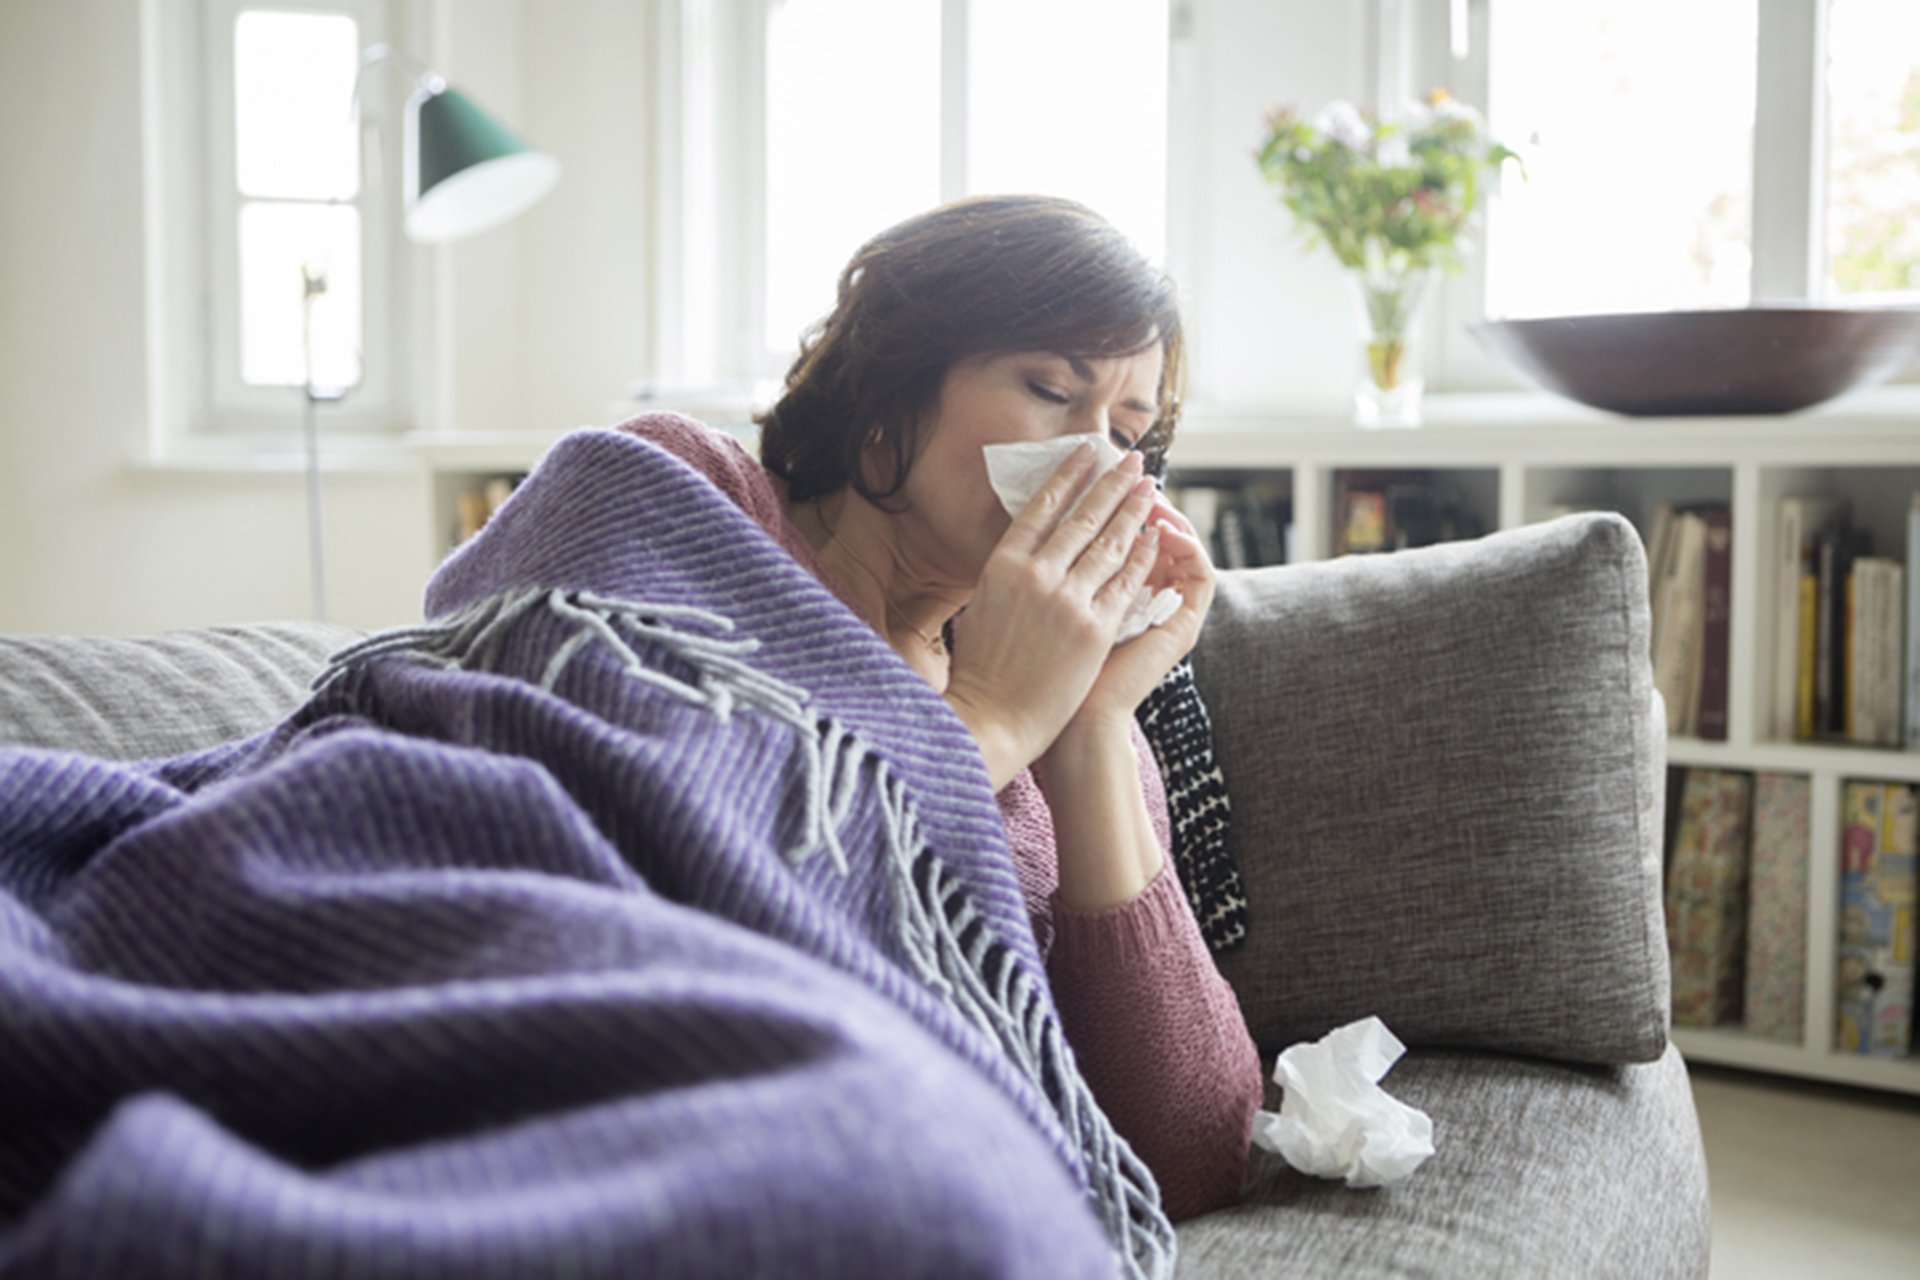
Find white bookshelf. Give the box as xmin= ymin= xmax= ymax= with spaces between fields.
xmin=411 ymin=390 xmax=1920 ymax=1095
xmin=1173 ymin=392 xmax=1920 ymax=1097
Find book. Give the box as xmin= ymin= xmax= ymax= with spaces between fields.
xmin=455 ymin=490 xmax=490 ymax=545
xmin=1662 ymin=766 xmax=1689 ymax=878
xmin=1644 ymin=502 xmax=1676 ymax=666
xmin=1696 ymin=505 xmax=1733 ymax=741
xmin=1245 ymin=493 xmax=1290 ymax=567
xmin=1652 ymin=511 xmax=1709 ymax=737
xmin=1772 ymin=497 xmax=1848 ymax=740
xmin=1904 ymin=491 xmax=1920 ymax=752
xmin=1795 ymin=561 xmax=1819 ymax=740
xmin=1665 ymin=768 xmax=1753 ymax=1028
xmin=453 ymin=472 xmax=526 ymax=547
xmin=1211 ymin=503 xmax=1251 ymax=569
xmin=1836 ymin=782 xmax=1917 ymax=1056
xmin=1744 ymin=773 xmax=1810 ymax=1043
xmin=1814 ymin=527 xmax=1868 ymax=739
xmin=1847 ymin=558 xmax=1904 ymax=748
xmin=1910 ymin=494 xmax=1920 ymax=750
xmin=1341 ymin=488 xmax=1389 ymax=555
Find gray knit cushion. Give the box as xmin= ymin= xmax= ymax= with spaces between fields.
xmin=1191 ymin=513 xmax=1668 ymax=1066
xmin=1175 ymin=1044 xmax=1709 ymax=1278
xmin=0 ymin=623 xmax=361 ymax=760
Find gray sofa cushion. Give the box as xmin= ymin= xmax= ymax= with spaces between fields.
xmin=1192 ymin=514 xmax=1669 ymax=1066
xmin=0 ymin=623 xmax=360 ymax=760
xmin=1176 ymin=1043 xmax=1709 ymax=1278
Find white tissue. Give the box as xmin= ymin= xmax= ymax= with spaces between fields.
xmin=981 ymin=433 xmax=1182 ymax=643
xmin=1250 ymin=1016 xmax=1435 ymax=1189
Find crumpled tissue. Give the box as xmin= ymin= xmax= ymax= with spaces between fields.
xmin=1250 ymin=1016 xmax=1436 ymax=1189
xmin=981 ymin=433 xmax=1182 ymax=643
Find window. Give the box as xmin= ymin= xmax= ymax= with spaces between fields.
xmin=655 ymin=0 xmax=1169 ymax=397
xmin=1824 ymin=0 xmax=1920 ymax=299
xmin=1432 ymin=0 xmax=1920 ymax=386
xmin=1482 ymin=0 xmax=1758 ymax=318
xmin=148 ymin=0 xmax=400 ymax=443
xmin=227 ymin=8 xmax=365 ymax=390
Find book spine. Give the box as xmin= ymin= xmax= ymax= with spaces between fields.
xmin=1843 ymin=568 xmax=1858 ymax=744
xmin=1745 ymin=772 xmax=1810 ymax=1043
xmin=1877 ymin=563 xmax=1904 ymax=748
xmin=1816 ymin=532 xmax=1842 ymax=737
xmin=1654 ymin=512 xmax=1707 ymax=738
xmin=1666 ymin=768 xmax=1751 ymax=1027
xmin=1646 ymin=502 xmax=1677 ymax=666
xmin=1697 ymin=506 xmax=1732 ymax=741
xmin=1211 ymin=505 xmax=1251 ymax=570
xmin=1796 ymin=570 xmax=1819 ymax=741
xmin=1835 ymin=781 xmax=1886 ymax=1053
xmin=1909 ymin=495 xmax=1919 ymax=750
xmin=1873 ymin=784 xmax=1917 ymax=1055
xmin=1773 ymin=501 xmax=1806 ymax=740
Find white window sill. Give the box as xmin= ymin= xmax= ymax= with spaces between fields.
xmin=131 ymin=431 xmax=424 ymax=477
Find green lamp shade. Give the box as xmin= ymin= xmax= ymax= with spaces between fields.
xmin=406 ymin=86 xmax=561 ymax=243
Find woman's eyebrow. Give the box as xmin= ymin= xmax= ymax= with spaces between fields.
xmin=1062 ymin=355 xmax=1156 ymax=416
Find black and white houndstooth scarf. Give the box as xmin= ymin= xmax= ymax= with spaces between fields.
xmin=1135 ymin=658 xmax=1248 ymax=953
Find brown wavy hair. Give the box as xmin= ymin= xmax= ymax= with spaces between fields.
xmin=756 ymin=195 xmax=1185 ymax=505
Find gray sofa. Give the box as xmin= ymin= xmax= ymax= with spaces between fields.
xmin=0 ymin=512 xmax=1710 ymax=1277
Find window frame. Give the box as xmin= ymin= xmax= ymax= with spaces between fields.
xmin=1421 ymin=0 xmax=1911 ymax=392
xmin=147 ymin=0 xmax=407 ymax=448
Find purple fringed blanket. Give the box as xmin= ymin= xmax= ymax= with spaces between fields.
xmin=0 ymin=429 xmax=1176 ymax=1279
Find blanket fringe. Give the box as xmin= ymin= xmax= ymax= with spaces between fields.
xmin=315 ymin=589 xmax=857 ymax=874
xmin=318 ymin=588 xmax=1176 ymax=1277
xmin=879 ymin=782 xmax=1177 ymax=1280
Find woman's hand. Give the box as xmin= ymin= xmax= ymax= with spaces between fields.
xmin=1029 ymin=499 xmax=1214 ymax=908
xmin=942 ymin=443 xmax=1165 ymax=788
xmin=1064 ymin=498 xmax=1218 ymax=732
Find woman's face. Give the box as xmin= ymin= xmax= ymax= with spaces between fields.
xmin=887 ymin=345 xmax=1164 ymax=586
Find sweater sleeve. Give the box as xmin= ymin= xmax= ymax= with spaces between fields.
xmin=1002 ymin=725 xmax=1262 ymax=1224
xmin=1047 ymin=861 xmax=1263 ymax=1222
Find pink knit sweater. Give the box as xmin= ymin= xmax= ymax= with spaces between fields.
xmin=615 ymin=414 xmax=1261 ymax=1221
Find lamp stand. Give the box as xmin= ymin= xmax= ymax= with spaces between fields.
xmin=300 ymin=263 xmax=350 ymax=624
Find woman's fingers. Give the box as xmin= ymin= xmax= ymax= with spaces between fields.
xmin=1092 ymin=521 xmax=1161 ymax=614
xmin=997 ymin=442 xmax=1102 ymax=556
xmin=1027 ymin=450 xmax=1148 ymax=569
xmin=1064 ymin=473 xmax=1158 ymax=595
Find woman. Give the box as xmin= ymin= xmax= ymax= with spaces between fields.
xmin=620 ymin=194 xmax=1262 ymax=1221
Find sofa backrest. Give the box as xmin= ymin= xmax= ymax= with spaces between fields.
xmin=0 ymin=623 xmax=362 ymax=761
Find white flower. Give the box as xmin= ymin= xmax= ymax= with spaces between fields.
xmin=1312 ymin=100 xmax=1371 ymax=150
xmin=1430 ymin=94 xmax=1481 ymax=126
xmin=1375 ymin=134 xmax=1412 ymax=168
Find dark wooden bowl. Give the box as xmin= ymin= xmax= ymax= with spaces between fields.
xmin=1469 ymin=307 xmax=1920 ymax=416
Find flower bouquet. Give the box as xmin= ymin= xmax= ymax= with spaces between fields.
xmin=1256 ymin=91 xmax=1519 ymax=425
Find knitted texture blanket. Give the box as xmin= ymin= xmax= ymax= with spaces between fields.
xmin=0 ymin=429 xmax=1176 ymax=1279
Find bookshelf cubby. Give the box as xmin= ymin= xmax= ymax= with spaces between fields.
xmin=408 ymin=395 xmax=1920 ymax=1094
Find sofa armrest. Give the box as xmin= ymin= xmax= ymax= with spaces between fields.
xmin=1191 ymin=513 xmax=1669 ymax=1066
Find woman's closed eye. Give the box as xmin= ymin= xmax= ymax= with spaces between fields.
xmin=1028 ymin=379 xmax=1141 ymax=451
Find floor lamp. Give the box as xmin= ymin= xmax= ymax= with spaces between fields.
xmin=302 ymin=46 xmax=562 ymax=621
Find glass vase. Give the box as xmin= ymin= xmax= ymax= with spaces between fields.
xmin=1349 ymin=267 xmax=1431 ymax=428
